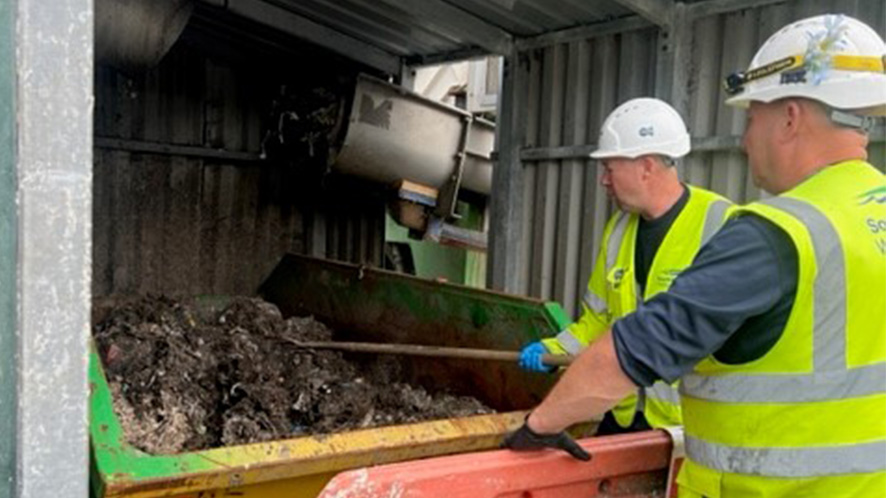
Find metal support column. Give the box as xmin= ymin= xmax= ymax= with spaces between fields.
xmin=667 ymin=3 xmax=692 ymax=122
xmin=487 ymin=50 xmax=529 ymax=293
xmin=0 ymin=1 xmax=17 ymax=496
xmin=655 ymin=2 xmax=691 ymax=176
xmin=5 ymin=0 xmax=93 ymax=497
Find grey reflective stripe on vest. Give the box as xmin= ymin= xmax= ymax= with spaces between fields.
xmin=683 ymin=196 xmax=853 ymax=404
xmin=646 ymin=381 xmax=681 ymax=405
xmin=680 ymin=362 xmax=886 ymax=403
xmin=583 ymin=289 xmax=608 ymax=314
xmin=636 ymin=382 xmax=680 ymax=418
xmin=763 ymin=197 xmax=846 ymax=372
xmin=555 ymin=330 xmax=584 ymax=355
xmin=685 ymin=436 xmax=886 ymax=477
xmin=682 ymin=196 xmax=886 ymax=477
xmin=769 ymin=197 xmax=848 ymax=372
xmin=557 ymin=213 xmax=629 ymax=358
xmin=606 ymin=212 xmax=631 ymax=270
xmin=700 ymin=199 xmax=730 ymax=247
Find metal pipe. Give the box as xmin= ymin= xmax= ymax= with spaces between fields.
xmin=95 ymin=0 xmax=193 ymax=69
xmin=520 ymin=132 xmax=886 ymax=162
xmin=335 ymin=74 xmax=495 ymax=195
xmin=94 ymin=137 xmax=263 ymax=162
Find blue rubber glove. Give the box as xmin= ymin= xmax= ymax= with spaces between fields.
xmin=519 ymin=342 xmax=555 ymax=372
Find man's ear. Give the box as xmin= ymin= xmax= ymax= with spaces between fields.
xmin=780 ymin=99 xmax=804 ymax=142
xmin=641 ymin=156 xmax=657 ymax=178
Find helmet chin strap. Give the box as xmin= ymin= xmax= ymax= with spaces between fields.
xmin=828 ymin=108 xmax=873 ymax=133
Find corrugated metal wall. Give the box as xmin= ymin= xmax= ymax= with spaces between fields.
xmin=518 ymin=28 xmax=658 ymax=315
xmin=515 ymin=0 xmax=886 ymax=317
xmin=93 ymin=45 xmax=384 ymax=298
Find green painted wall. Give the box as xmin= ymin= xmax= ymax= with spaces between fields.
xmin=386 ymin=214 xmax=467 ymax=285
xmin=0 ymin=0 xmax=16 ymax=496
xmin=460 ymin=201 xmax=487 ymax=288
xmin=385 ymin=200 xmax=488 ymax=288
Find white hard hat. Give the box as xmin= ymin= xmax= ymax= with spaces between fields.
xmin=590 ymin=98 xmax=690 ymax=160
xmin=725 ymin=14 xmax=886 ymax=115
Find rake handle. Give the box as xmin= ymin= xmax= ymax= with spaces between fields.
xmin=288 ymin=340 xmax=574 ymax=367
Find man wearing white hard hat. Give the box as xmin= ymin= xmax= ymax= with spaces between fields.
xmin=517 ymin=98 xmax=731 ymax=436
xmin=504 ymin=14 xmax=886 ymax=496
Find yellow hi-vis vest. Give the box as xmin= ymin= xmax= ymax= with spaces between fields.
xmin=677 ymin=160 xmax=886 ymax=498
xmin=543 ymin=185 xmax=732 ymax=429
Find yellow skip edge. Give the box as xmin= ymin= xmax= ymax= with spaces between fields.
xmin=110 ymin=411 xmax=527 ymax=498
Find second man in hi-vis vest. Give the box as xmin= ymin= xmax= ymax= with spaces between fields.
xmin=518 ymin=97 xmax=732 ymax=435
xmin=504 ymin=13 xmax=886 ymax=497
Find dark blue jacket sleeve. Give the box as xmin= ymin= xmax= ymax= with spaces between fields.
xmin=612 ymin=215 xmax=798 ymax=386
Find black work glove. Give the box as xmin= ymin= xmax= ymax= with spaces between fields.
xmin=501 ymin=417 xmax=591 ymax=461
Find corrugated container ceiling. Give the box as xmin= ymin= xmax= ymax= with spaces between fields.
xmin=259 ymin=0 xmax=634 ymax=52
xmin=193 ymin=0 xmax=664 ymax=70
xmin=191 ymin=1 xmax=833 ymax=75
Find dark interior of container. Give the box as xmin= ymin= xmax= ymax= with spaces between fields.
xmin=93 ymin=3 xmax=391 ymax=303
xmin=90 ymin=0 xmax=561 ymax=430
